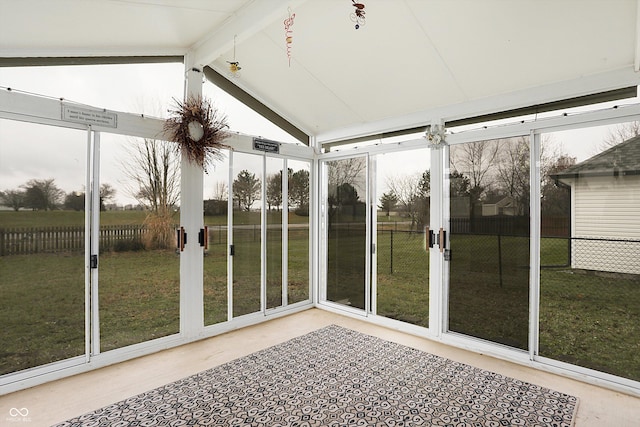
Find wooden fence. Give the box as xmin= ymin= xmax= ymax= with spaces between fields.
xmin=0 ymin=225 xmax=145 ymax=256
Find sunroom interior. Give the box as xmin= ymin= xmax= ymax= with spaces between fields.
xmin=1 ymin=0 xmax=640 ymax=425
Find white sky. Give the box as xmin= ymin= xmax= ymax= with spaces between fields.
xmin=0 ymin=62 xmax=636 ymax=206
xmin=0 ymin=62 xmax=298 ymax=205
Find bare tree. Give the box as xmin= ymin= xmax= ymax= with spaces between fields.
xmin=599 ymin=120 xmax=640 ymax=151
xmin=211 ymin=181 xmax=228 ymax=201
xmin=122 ymin=138 xmax=179 ymax=249
xmin=123 ymin=138 xmax=179 ymax=213
xmin=496 ymin=137 xmax=530 ymax=215
xmin=450 ymin=140 xmax=500 ymax=217
xmin=386 ymin=170 xmax=430 ymax=230
xmin=327 ymin=157 xmax=366 ymax=192
xmin=386 ymin=173 xmax=421 ymax=227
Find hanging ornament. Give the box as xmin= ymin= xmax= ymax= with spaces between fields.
xmin=350 ymin=0 xmax=366 ymax=29
xmin=227 ymin=35 xmax=241 ymax=77
xmin=284 ymin=7 xmax=296 ymax=66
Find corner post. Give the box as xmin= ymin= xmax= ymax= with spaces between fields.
xmin=180 ymin=53 xmax=205 ymax=338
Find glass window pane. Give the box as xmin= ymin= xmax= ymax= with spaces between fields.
xmin=539 ymin=123 xmax=640 ymax=381
xmin=0 ymin=120 xmax=86 ymax=374
xmin=98 ymin=135 xmax=180 ymax=352
xmin=288 ymin=160 xmax=310 ymax=304
xmin=326 ymin=157 xmax=367 ymax=310
xmin=376 ymin=148 xmax=430 ymax=327
xmin=232 ymin=153 xmax=262 ymax=317
xmin=204 ymin=153 xmax=230 ymax=326
xmin=266 ymin=158 xmax=283 ymax=309
xmin=448 ymin=137 xmax=531 ymax=350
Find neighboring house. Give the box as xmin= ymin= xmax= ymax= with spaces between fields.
xmin=552 ymin=135 xmax=640 ymax=275
xmin=482 ymin=196 xmax=516 ymax=216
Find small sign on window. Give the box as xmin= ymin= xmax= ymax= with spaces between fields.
xmin=253 ymin=138 xmax=280 ymax=154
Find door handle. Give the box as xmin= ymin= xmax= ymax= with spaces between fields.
xmin=426 ymin=226 xmax=436 ymax=249
xmin=176 ymin=226 xmax=187 ymax=252
xmin=198 ymin=226 xmax=208 ymax=250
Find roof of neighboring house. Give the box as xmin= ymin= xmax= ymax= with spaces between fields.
xmin=482 ymin=196 xmax=514 ymax=207
xmin=552 ymin=135 xmax=640 ymax=179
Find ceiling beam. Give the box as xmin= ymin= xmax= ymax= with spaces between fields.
xmin=0 ymin=56 xmax=184 ymax=67
xmin=191 ymin=0 xmax=306 ymax=67
xmin=203 ymin=65 xmax=309 ymax=145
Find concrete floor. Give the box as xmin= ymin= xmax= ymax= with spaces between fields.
xmin=1 ymin=308 xmax=639 ymax=426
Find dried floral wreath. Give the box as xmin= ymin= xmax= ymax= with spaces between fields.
xmin=163 ymin=95 xmax=230 ymax=171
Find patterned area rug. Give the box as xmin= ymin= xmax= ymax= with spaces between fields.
xmin=55 ymin=325 xmax=579 ymax=426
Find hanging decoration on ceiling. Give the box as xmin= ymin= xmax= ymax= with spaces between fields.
xmin=425 ymin=124 xmax=447 ymax=147
xmin=227 ymin=35 xmax=241 ymax=77
xmin=284 ymin=7 xmax=296 ymax=66
xmin=164 ymin=95 xmax=231 ymax=171
xmin=350 ymin=0 xmax=366 ymax=29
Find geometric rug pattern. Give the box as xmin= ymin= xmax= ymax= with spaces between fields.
xmin=54 ymin=325 xmax=579 ymax=426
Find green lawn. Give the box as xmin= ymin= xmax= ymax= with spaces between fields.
xmin=0 ymin=209 xmax=310 ymax=227
xmin=0 ymin=210 xmax=152 ymax=227
xmin=0 ymin=210 xmax=311 ymax=375
xmin=1 ymin=211 xmax=638 ymax=383
xmin=376 ymin=229 xmax=429 ymax=327
xmin=539 ymin=268 xmax=640 ymax=379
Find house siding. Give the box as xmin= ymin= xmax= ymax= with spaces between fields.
xmin=570 ymin=175 xmax=640 ymax=274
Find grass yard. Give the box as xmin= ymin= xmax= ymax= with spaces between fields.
xmin=539 ymin=268 xmax=640 ymax=380
xmin=449 ymin=234 xmax=531 ymax=350
xmin=0 ymin=252 xmax=85 ymax=374
xmin=1 ymin=210 xmax=638 ymax=382
xmin=376 ymin=229 xmax=429 ymax=327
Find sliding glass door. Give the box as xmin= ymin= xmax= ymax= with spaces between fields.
xmin=447 ymin=137 xmax=531 ymax=350
xmin=97 ymin=134 xmax=181 ymax=352
xmin=375 ymin=148 xmax=430 ymax=327
xmin=323 ymin=156 xmax=368 ymax=310
xmin=228 ymin=151 xmax=312 ymax=318
xmin=0 ymin=120 xmax=87 ymax=374
xmin=231 ymin=152 xmax=263 ymax=317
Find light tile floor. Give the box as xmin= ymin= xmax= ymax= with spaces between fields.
xmin=1 ymin=308 xmax=639 ymax=426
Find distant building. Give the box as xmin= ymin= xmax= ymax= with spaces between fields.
xmin=552 ymin=135 xmax=640 ymax=274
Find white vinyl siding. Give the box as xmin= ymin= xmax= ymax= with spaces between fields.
xmin=568 ymin=175 xmax=640 ymax=274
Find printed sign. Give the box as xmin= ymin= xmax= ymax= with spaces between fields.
xmin=253 ymin=138 xmax=280 ymax=154
xmin=62 ymin=105 xmax=118 ymax=128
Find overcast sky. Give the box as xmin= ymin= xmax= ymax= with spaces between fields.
xmin=0 ymin=62 xmax=635 ymax=207
xmin=0 ymin=62 xmax=297 ymax=205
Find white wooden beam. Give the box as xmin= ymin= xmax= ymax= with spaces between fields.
xmin=191 ymin=0 xmax=307 ymax=68
xmin=0 ymin=88 xmax=164 ymax=138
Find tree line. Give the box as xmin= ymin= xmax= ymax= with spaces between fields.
xmin=219 ymin=168 xmax=310 ymax=214
xmin=377 ymin=137 xmax=576 ymax=229
xmin=378 ymin=120 xmax=639 ymax=228
xmin=0 ymin=179 xmax=116 ymax=212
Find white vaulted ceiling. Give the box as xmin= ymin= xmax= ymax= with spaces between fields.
xmin=2 ymin=0 xmax=640 ymax=144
